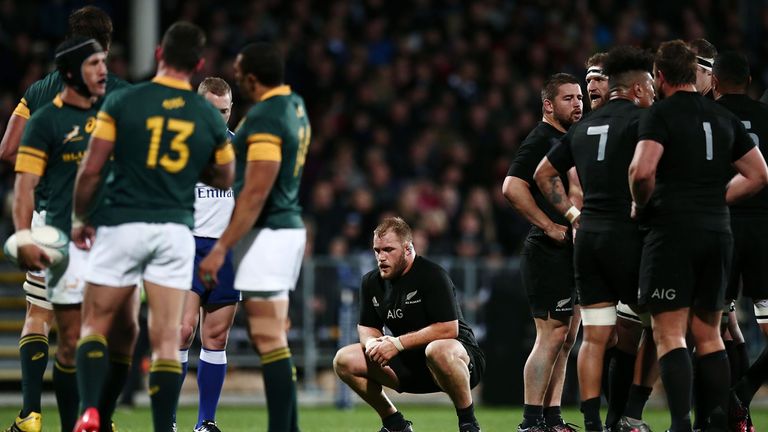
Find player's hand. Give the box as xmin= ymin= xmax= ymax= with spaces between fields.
xmin=199 ymin=244 xmax=226 ymax=290
xmin=630 ymin=201 xmax=641 ymax=220
xmin=544 ymin=223 xmax=569 ymax=245
xmin=365 ymin=336 xmax=399 ymax=367
xmin=71 ymin=225 xmax=96 ymax=250
xmin=17 ymin=244 xmax=50 ymax=271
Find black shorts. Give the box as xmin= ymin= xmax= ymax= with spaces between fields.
xmin=639 ymin=228 xmax=732 ymax=313
xmin=390 ymin=342 xmax=485 ymax=394
xmin=575 ymin=229 xmax=642 ymax=306
xmin=726 ymin=218 xmax=768 ymax=301
xmin=520 ymin=236 xmax=574 ymax=320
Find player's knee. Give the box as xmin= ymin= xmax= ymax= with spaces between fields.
xmin=249 ymin=329 xmax=286 ymax=354
xmin=56 ymin=329 xmax=80 ymax=364
xmin=179 ymin=323 xmax=196 ymax=347
xmin=424 ymin=340 xmax=457 ymax=366
xmin=333 ymin=345 xmax=363 ymax=377
xmin=202 ymin=331 xmax=229 ymax=350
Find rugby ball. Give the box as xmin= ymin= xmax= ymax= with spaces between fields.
xmin=3 ymin=225 xmax=69 ymax=267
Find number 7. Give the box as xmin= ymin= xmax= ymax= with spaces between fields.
xmin=587 ymin=125 xmax=610 ymax=161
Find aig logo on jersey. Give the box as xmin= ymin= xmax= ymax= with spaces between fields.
xmin=404 ymin=290 xmax=421 ymax=305
xmin=372 ymin=296 xmax=379 ymax=307
xmin=651 ymin=288 xmax=676 ymax=300
xmin=387 ymin=309 xmax=404 ymax=319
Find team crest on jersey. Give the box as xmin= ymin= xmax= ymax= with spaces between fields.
xmin=63 ymin=125 xmax=82 ymax=143
xmin=372 ymin=296 xmax=379 ymax=307
xmin=404 ymin=290 xmax=421 ymax=305
xmin=162 ymin=97 xmax=186 ymax=110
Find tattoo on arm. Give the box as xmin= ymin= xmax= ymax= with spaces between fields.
xmin=547 ymin=177 xmax=565 ymax=205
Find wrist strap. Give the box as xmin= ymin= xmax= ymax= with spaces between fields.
xmin=71 ymin=211 xmax=85 ymax=230
xmin=391 ymin=337 xmax=405 ymax=352
xmin=565 ymin=206 xmax=581 ymax=223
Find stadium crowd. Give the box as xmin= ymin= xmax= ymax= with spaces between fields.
xmin=0 ymin=0 xmax=766 ymax=257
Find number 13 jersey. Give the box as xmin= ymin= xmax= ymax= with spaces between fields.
xmin=90 ymin=76 xmax=233 ymax=228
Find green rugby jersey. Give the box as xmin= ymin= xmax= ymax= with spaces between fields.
xmin=12 ymin=71 xmax=130 ymax=212
xmin=15 ymin=95 xmax=98 ymax=233
xmin=232 ymin=85 xmax=310 ymax=229
xmin=89 ymin=76 xmax=234 ymax=228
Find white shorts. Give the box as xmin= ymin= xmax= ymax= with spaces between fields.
xmin=45 ymin=243 xmax=87 ymax=305
xmin=86 ymin=223 xmax=194 ymax=290
xmin=233 ymin=228 xmax=305 ymax=292
xmin=27 ymin=210 xmax=47 ymax=278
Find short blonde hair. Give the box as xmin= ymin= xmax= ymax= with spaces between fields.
xmin=373 ymin=217 xmax=413 ymax=246
xmin=197 ymin=77 xmax=231 ymax=97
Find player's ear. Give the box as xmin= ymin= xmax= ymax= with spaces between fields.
xmin=542 ymin=98 xmax=553 ymax=114
xmin=154 ymin=46 xmax=163 ymax=63
xmin=711 ymin=75 xmax=719 ymax=92
xmin=194 ymin=58 xmax=205 ymax=73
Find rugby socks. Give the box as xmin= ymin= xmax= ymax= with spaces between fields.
xmin=693 ymin=350 xmax=729 ymax=430
xmin=580 ymin=397 xmax=602 ymax=431
xmin=180 ymin=348 xmax=189 ymax=384
xmin=76 ymin=335 xmax=109 ymax=411
xmin=623 ymin=384 xmax=652 ymax=420
xmin=456 ymin=402 xmax=477 ymax=426
xmin=383 ymin=411 xmax=408 ymax=431
xmin=262 ymin=347 xmax=299 ymax=432
xmin=735 ymin=343 xmax=768 ymax=406
xmin=149 ymin=359 xmax=183 ymax=432
xmin=659 ymin=348 xmax=692 ymax=432
xmin=54 ymin=358 xmax=80 ymax=432
xmin=197 ymin=348 xmax=227 ymax=426
xmin=18 ymin=334 xmax=48 ymax=416
xmin=727 ymin=342 xmax=749 ymax=382
xmin=521 ymin=404 xmax=543 ymax=428
xmin=543 ymin=406 xmax=562 ymax=427
xmin=605 ymin=349 xmax=635 ymax=428
xmin=98 ymin=354 xmax=131 ymax=432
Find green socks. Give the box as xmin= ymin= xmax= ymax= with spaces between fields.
xmin=18 ymin=334 xmax=48 ymax=416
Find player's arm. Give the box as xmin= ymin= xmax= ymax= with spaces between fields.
xmin=534 ymin=157 xmax=579 ymax=226
xmin=503 ymin=175 xmax=568 ymax=243
xmin=727 ymin=147 xmax=768 ymax=204
xmin=0 ymin=114 xmax=27 ymax=164
xmin=357 ymin=325 xmax=384 ymax=350
xmin=200 ymin=141 xmax=235 ymax=190
xmin=73 ymin=137 xmax=113 ymax=218
xmin=367 ymin=321 xmax=459 ymax=367
xmin=567 ymin=167 xmax=583 ymax=210
xmin=13 ymin=139 xmax=50 ymax=270
xmin=628 ymin=139 xmax=664 ymax=207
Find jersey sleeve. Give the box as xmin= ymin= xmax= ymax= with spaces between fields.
xmin=91 ymin=92 xmax=121 ymax=142
xmin=507 ymin=137 xmax=549 ymax=184
xmin=242 ymin=116 xmax=283 ymax=163
xmin=424 ymin=267 xmax=461 ymax=323
xmin=731 ymin=117 xmax=757 ymax=161
xmin=358 ymin=273 xmax=383 ymax=329
xmin=637 ymin=105 xmax=669 ymax=146
xmin=547 ymin=133 xmax=575 ymax=175
xmin=15 ymin=114 xmax=50 ymax=176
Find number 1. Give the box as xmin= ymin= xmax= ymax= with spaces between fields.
xmin=703 ymin=121 xmax=713 ymax=160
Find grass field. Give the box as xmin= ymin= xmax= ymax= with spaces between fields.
xmin=5 ymin=405 xmax=766 ymax=431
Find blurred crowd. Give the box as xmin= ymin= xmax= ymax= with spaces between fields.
xmin=1 ymin=0 xmax=767 ymax=258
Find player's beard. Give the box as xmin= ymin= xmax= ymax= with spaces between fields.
xmin=555 ymin=109 xmax=580 ymax=129
xmin=380 ymin=254 xmax=408 ymax=280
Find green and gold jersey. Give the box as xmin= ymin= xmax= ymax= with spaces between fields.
xmin=15 ymin=95 xmax=98 ymax=233
xmin=232 ymin=85 xmax=310 ymax=229
xmin=89 ymin=76 xmax=234 ymax=228
xmin=12 ymin=71 xmax=130 ymax=212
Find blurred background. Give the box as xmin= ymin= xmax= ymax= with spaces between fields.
xmin=0 ymin=0 xmax=765 ymax=408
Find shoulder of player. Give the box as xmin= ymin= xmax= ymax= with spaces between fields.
xmin=413 ymin=255 xmax=450 ymax=280
xmin=106 ymin=73 xmax=131 ymax=91
xmin=27 ymin=100 xmax=60 ymax=122
xmin=361 ymin=269 xmax=382 ymax=287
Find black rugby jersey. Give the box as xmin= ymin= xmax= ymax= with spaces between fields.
xmin=637 ymin=91 xmax=755 ymax=231
xmin=359 ymin=256 xmax=480 ymax=351
xmin=548 ymin=99 xmax=643 ymax=232
xmin=717 ymin=94 xmax=768 ymax=217
xmin=507 ymin=121 xmax=570 ymax=234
